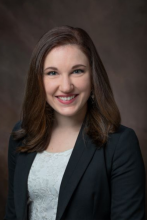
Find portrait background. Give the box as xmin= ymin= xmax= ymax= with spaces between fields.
xmin=0 ymin=0 xmax=147 ymax=218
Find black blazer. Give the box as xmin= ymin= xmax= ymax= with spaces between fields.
xmin=4 ymin=120 xmax=146 ymax=220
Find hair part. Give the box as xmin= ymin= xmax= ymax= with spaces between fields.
xmin=13 ymin=25 xmax=121 ymax=152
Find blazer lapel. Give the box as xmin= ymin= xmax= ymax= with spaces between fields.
xmin=14 ymin=149 xmax=37 ymax=220
xmin=55 ymin=121 xmax=98 ymax=220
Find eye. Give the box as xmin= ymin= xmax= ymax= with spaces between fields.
xmin=47 ymin=71 xmax=57 ymax=76
xmin=73 ymin=69 xmax=84 ymax=74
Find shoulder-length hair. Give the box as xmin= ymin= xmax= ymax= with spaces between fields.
xmin=13 ymin=25 xmax=121 ymax=152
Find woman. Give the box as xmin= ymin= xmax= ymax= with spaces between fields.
xmin=4 ymin=25 xmax=145 ymax=220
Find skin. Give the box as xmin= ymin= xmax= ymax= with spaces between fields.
xmin=43 ymin=44 xmax=92 ymax=131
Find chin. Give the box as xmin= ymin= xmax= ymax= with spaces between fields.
xmin=57 ymin=109 xmax=79 ymax=117
xmin=60 ymin=112 xmax=77 ymax=117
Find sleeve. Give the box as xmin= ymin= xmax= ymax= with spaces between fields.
xmin=111 ymin=128 xmax=146 ymax=220
xmin=4 ymin=122 xmax=21 ymax=220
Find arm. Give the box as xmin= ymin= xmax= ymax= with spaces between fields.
xmin=4 ymin=123 xmax=21 ymax=220
xmin=111 ymin=128 xmax=146 ymax=220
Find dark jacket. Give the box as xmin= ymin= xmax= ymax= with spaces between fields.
xmin=4 ymin=120 xmax=146 ymax=220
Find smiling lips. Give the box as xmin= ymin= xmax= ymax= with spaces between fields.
xmin=56 ymin=94 xmax=78 ymax=104
xmin=56 ymin=94 xmax=78 ymax=97
xmin=58 ymin=95 xmax=77 ymax=101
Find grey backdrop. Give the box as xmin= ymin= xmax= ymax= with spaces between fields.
xmin=0 ymin=0 xmax=147 ymax=218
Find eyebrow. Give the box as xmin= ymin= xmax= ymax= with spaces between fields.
xmin=44 ymin=64 xmax=86 ymax=71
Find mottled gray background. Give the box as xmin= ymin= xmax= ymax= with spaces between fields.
xmin=0 ymin=0 xmax=147 ymax=218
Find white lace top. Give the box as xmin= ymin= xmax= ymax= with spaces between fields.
xmin=27 ymin=148 xmax=73 ymax=220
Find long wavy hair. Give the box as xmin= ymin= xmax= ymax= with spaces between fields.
xmin=13 ymin=25 xmax=121 ymax=152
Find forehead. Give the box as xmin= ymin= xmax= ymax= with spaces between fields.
xmin=44 ymin=45 xmax=89 ymax=67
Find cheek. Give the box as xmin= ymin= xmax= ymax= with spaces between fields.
xmin=43 ymin=79 xmax=55 ymax=95
xmin=78 ymin=75 xmax=91 ymax=92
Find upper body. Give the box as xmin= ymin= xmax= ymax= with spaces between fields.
xmin=4 ymin=25 xmax=146 ymax=220
xmin=4 ymin=120 xmax=146 ymax=220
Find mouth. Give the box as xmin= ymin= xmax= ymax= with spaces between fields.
xmin=56 ymin=94 xmax=79 ymax=104
xmin=56 ymin=94 xmax=78 ymax=101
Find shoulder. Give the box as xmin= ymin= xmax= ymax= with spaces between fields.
xmin=105 ymin=124 xmax=142 ymax=163
xmin=107 ymin=124 xmax=138 ymax=148
xmin=8 ymin=121 xmax=23 ymax=155
xmin=105 ymin=124 xmax=145 ymax=179
xmin=12 ymin=120 xmax=22 ymax=132
xmin=9 ymin=120 xmax=23 ymax=145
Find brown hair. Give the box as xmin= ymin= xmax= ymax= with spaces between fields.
xmin=13 ymin=25 xmax=121 ymax=152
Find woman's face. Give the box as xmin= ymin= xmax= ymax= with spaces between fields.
xmin=43 ymin=44 xmax=92 ymax=119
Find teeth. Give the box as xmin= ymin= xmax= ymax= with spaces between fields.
xmin=58 ymin=95 xmax=76 ymax=101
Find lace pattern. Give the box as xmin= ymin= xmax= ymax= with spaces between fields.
xmin=27 ymin=148 xmax=73 ymax=220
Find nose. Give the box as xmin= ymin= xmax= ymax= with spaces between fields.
xmin=59 ymin=75 xmax=74 ymax=93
